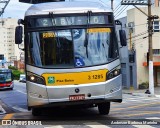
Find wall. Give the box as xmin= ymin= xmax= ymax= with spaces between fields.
xmin=0 ymin=18 xmax=24 ymax=64
xmin=127 ymin=7 xmax=160 ymax=87
xmin=116 ymin=17 xmax=131 ymax=88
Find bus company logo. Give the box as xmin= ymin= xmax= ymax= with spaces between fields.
xmin=48 ymin=76 xmax=55 ymax=84
xmin=2 ymin=120 xmax=11 ymax=125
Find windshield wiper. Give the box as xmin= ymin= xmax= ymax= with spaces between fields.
xmin=49 ymin=12 xmax=56 ymax=28
xmin=49 ymin=12 xmax=61 ymax=48
xmin=84 ymin=11 xmax=92 ymax=58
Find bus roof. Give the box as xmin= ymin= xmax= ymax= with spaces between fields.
xmin=25 ymin=1 xmax=112 ymax=16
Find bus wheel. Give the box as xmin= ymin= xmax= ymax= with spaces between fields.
xmin=98 ymin=102 xmax=110 ymax=115
xmin=32 ymin=108 xmax=41 ymax=116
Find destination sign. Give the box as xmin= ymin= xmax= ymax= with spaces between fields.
xmin=19 ymin=0 xmax=65 ymax=4
xmin=28 ymin=15 xmax=111 ymax=28
xmin=42 ymin=32 xmax=55 ymax=38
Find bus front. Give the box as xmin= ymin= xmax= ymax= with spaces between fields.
xmin=15 ymin=2 xmax=124 ymax=116
xmin=0 ymin=69 xmax=13 ymax=90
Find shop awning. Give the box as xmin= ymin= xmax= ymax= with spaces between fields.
xmin=143 ymin=62 xmax=160 ymax=66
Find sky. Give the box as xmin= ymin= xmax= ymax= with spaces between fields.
xmin=1 ymin=0 xmax=136 ymax=19
xmin=2 ymin=0 xmax=31 ymax=18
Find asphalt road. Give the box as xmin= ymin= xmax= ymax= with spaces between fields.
xmin=0 ymin=81 xmax=27 ymax=112
xmin=0 ymin=81 xmax=160 ymax=128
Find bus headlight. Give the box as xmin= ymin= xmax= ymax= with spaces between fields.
xmin=107 ymin=66 xmax=121 ymax=80
xmin=30 ymin=76 xmax=35 ymax=81
xmin=27 ymin=72 xmax=46 ymax=85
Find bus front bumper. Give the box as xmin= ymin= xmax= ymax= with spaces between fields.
xmin=27 ymin=75 xmax=122 ymax=108
xmin=0 ymin=83 xmax=14 ymax=90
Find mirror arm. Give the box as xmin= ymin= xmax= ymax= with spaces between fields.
xmin=115 ymin=20 xmax=122 ymax=29
xmin=18 ymin=19 xmax=25 ymax=25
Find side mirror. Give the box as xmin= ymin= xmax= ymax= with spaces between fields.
xmin=11 ymin=73 xmax=14 ymax=81
xmin=15 ymin=26 xmax=23 ymax=44
xmin=119 ymin=30 xmax=127 ymax=46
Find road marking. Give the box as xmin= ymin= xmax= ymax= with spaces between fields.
xmin=124 ymin=97 xmax=160 ymax=100
xmin=132 ymin=125 xmax=155 ymax=128
xmin=146 ymin=117 xmax=160 ymax=120
xmin=112 ymin=96 xmax=160 ymax=105
xmin=115 ymin=111 xmax=160 ymax=117
xmin=111 ymin=110 xmax=160 ymax=114
xmin=16 ymin=90 xmax=27 ymax=94
xmin=124 ymin=97 xmax=145 ymax=100
xmin=12 ymin=106 xmax=28 ymax=112
xmin=84 ymin=122 xmax=111 ymax=128
xmin=156 ymin=95 xmax=160 ymax=98
xmin=123 ymin=99 xmax=159 ymax=102
xmin=124 ymin=97 xmax=159 ymax=101
xmin=0 ymin=106 xmax=6 ymax=114
xmin=2 ymin=114 xmax=14 ymax=119
xmin=44 ymin=126 xmax=63 ymax=128
xmin=111 ymin=102 xmax=160 ymax=111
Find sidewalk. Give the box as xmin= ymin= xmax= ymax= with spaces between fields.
xmin=123 ymin=86 xmax=160 ymax=97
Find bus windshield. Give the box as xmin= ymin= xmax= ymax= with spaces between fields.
xmin=27 ymin=27 xmax=118 ymax=68
xmin=0 ymin=73 xmax=12 ymax=83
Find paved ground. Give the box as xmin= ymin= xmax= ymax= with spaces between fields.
xmin=1 ymin=83 xmax=160 ymax=115
xmin=0 ymin=82 xmax=160 ymax=127
xmin=0 ymin=94 xmax=160 ymax=127
xmin=123 ymin=86 xmax=160 ymax=97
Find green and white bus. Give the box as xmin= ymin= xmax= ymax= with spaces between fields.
xmin=15 ymin=1 xmax=126 ymax=116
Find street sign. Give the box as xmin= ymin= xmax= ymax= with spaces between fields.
xmin=121 ymin=0 xmax=148 ymax=5
xmin=19 ymin=0 xmax=65 ymax=4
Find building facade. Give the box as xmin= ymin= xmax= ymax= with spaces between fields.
xmin=116 ymin=17 xmax=137 ymax=89
xmin=127 ymin=5 xmax=160 ymax=87
xmin=0 ymin=18 xmax=24 ymax=68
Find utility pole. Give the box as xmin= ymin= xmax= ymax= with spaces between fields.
xmin=111 ymin=0 xmax=114 ymax=10
xmin=148 ymin=0 xmax=154 ymax=95
xmin=129 ymin=29 xmax=132 ymax=50
xmin=121 ymin=0 xmax=159 ymax=95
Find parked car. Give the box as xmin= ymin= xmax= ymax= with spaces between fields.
xmin=21 ymin=77 xmax=26 ymax=83
xmin=19 ymin=74 xmax=26 ymax=82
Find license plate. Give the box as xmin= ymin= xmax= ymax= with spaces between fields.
xmin=69 ymin=94 xmax=85 ymax=101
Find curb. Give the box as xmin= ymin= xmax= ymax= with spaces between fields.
xmin=123 ymin=92 xmax=159 ymax=97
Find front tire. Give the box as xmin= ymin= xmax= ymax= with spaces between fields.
xmin=98 ymin=102 xmax=110 ymax=115
xmin=32 ymin=108 xmax=41 ymax=116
